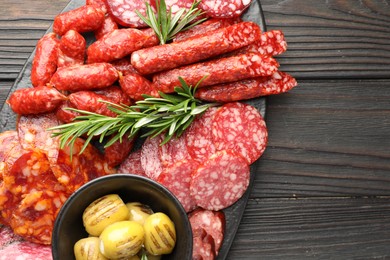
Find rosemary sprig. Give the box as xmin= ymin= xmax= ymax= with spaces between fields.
xmin=136 ymin=0 xmax=206 ymax=44
xmin=48 ymin=77 xmax=217 ymax=155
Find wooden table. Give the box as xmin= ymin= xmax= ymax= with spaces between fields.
xmin=1 ymin=0 xmax=390 ymax=259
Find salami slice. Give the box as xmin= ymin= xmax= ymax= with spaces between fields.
xmin=192 ymin=228 xmax=216 ymax=260
xmin=105 ymin=0 xmax=154 ymax=28
xmin=211 ymin=102 xmax=267 ymax=164
xmin=189 ymin=208 xmax=225 ymax=255
xmin=199 ymin=0 xmax=252 ymax=18
xmin=190 ymin=150 xmax=250 ymax=211
xmin=184 ymin=107 xmax=217 ymax=163
xmin=157 ymin=159 xmax=198 ymax=212
xmin=0 ymin=226 xmax=52 ymax=260
xmin=0 ymin=131 xmax=24 ymax=179
xmin=151 ymin=0 xmax=194 ymax=16
xmin=140 ymin=135 xmax=164 ymax=180
xmin=118 ymin=150 xmax=146 ymax=176
xmin=160 ymin=134 xmax=191 ymax=167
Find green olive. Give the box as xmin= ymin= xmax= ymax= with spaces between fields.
xmin=126 ymin=202 xmax=154 ymax=225
xmin=74 ymin=237 xmax=108 ymax=260
xmin=143 ymin=212 xmax=176 ymax=255
xmin=99 ymin=220 xmax=145 ymax=259
xmin=83 ymin=194 xmax=129 ymax=236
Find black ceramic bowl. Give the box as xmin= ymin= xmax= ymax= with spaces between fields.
xmin=52 ymin=174 xmax=193 ymax=260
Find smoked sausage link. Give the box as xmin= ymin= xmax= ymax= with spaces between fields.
xmin=87 ymin=28 xmax=148 ymax=64
xmin=30 ymin=33 xmax=59 ymax=88
xmin=153 ymin=53 xmax=279 ymax=93
xmin=50 ymin=63 xmax=119 ymax=92
xmin=7 ymin=85 xmax=67 ymax=115
xmin=131 ymin=21 xmax=262 ymax=75
xmin=53 ymin=5 xmax=105 ymax=36
xmin=57 ymin=29 xmax=86 ymax=67
xmin=119 ymin=73 xmax=159 ymax=101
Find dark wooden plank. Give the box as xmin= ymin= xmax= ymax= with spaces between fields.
xmin=261 ymin=0 xmax=390 ymax=79
xmin=250 ymin=79 xmax=390 ymax=197
xmin=0 ymin=0 xmax=69 ymax=79
xmin=227 ymin=197 xmax=390 ymax=259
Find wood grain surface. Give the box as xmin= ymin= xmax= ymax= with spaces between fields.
xmin=0 ymin=0 xmax=389 ymax=259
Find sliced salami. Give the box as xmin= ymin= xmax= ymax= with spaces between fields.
xmin=184 ymin=107 xmax=217 ymax=163
xmin=157 ymin=159 xmax=199 ymax=212
xmin=105 ymin=0 xmax=153 ymax=28
xmin=118 ymin=150 xmax=146 ymax=176
xmin=0 ymin=226 xmax=52 ymax=260
xmin=211 ymin=102 xmax=268 ymax=164
xmin=192 ymin=228 xmax=216 ymax=260
xmin=140 ymin=135 xmax=164 ymax=180
xmin=160 ymin=134 xmax=191 ymax=167
xmin=199 ymin=0 xmax=252 ymax=18
xmin=151 ymin=0 xmax=194 ymax=17
xmin=190 ymin=150 xmax=250 ymax=211
xmin=189 ymin=208 xmax=225 ymax=255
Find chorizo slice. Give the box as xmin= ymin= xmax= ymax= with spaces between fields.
xmin=131 ymin=21 xmax=261 ymax=75
xmin=0 ymin=131 xmax=24 ymax=179
xmin=190 ymin=150 xmax=250 ymax=211
xmin=7 ymin=85 xmax=67 ymax=115
xmin=30 ymin=33 xmax=59 ymax=88
xmin=195 ymin=71 xmax=298 ymax=102
xmin=0 ymin=184 xmax=18 ymax=226
xmin=50 ymin=62 xmax=119 ymax=92
xmin=157 ymin=159 xmax=199 ymax=213
xmin=53 ymin=5 xmax=105 ymax=36
xmin=153 ymin=53 xmax=279 ymax=93
xmin=211 ymin=102 xmax=268 ymax=164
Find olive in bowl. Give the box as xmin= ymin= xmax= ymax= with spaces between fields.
xmin=52 ymin=174 xmax=193 ymax=260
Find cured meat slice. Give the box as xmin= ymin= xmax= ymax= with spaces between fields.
xmin=119 ymin=72 xmax=159 ymax=101
xmin=118 ymin=150 xmax=146 ymax=176
xmin=0 ymin=184 xmax=18 ymax=226
xmin=0 ymin=131 xmax=24 ymax=180
xmin=199 ymin=0 xmax=252 ymax=18
xmin=53 ymin=5 xmax=105 ymax=36
xmin=192 ymin=228 xmax=216 ymax=260
xmin=151 ymin=0 xmax=194 ymax=16
xmin=10 ymin=189 xmax=68 ymax=245
xmin=189 ymin=208 xmax=225 ymax=255
xmin=211 ymin=102 xmax=267 ymax=164
xmin=173 ymin=17 xmax=241 ymax=42
xmin=17 ymin=113 xmax=61 ymax=158
xmin=184 ymin=107 xmax=217 ymax=163
xmin=105 ymin=0 xmax=154 ymax=28
xmin=2 ymin=151 xmax=66 ymax=195
xmin=7 ymin=85 xmax=67 ymax=115
xmin=103 ymin=135 xmax=135 ymax=167
xmin=153 ymin=53 xmax=279 ymax=93
xmin=30 ymin=33 xmax=59 ymax=88
xmin=157 ymin=160 xmax=198 ymax=212
xmin=190 ymin=150 xmax=250 ymax=211
xmin=131 ymin=21 xmax=261 ymax=75
xmin=195 ymin=71 xmax=297 ymax=102
xmin=87 ymin=0 xmax=108 ymax=13
xmin=160 ymin=134 xmax=191 ymax=167
xmin=87 ymin=28 xmax=147 ymax=63
xmin=140 ymin=135 xmax=164 ymax=180
xmin=0 ymin=226 xmax=52 ymax=260
xmin=49 ymin=137 xmax=115 ymax=193
xmin=246 ymin=30 xmax=287 ymax=57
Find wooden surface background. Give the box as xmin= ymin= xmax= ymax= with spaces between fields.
xmin=1 ymin=0 xmax=390 ymax=259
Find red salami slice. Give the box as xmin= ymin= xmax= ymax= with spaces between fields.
xmin=157 ymin=160 xmax=198 ymax=212
xmin=199 ymin=0 xmax=252 ymax=18
xmin=189 ymin=208 xmax=225 ymax=255
xmin=118 ymin=150 xmax=146 ymax=176
xmin=105 ymin=0 xmax=154 ymax=28
xmin=190 ymin=150 xmax=250 ymax=211
xmin=151 ymin=0 xmax=194 ymax=16
xmin=192 ymin=228 xmax=216 ymax=260
xmin=0 ymin=226 xmax=52 ymax=260
xmin=140 ymin=135 xmax=164 ymax=180
xmin=0 ymin=131 xmax=24 ymax=179
xmin=184 ymin=107 xmax=217 ymax=163
xmin=211 ymin=102 xmax=268 ymax=164
xmin=160 ymin=134 xmax=191 ymax=167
